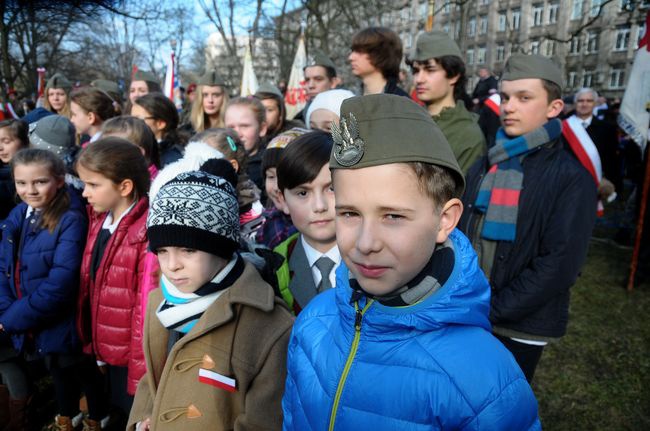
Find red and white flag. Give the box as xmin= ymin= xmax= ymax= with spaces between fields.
xmin=618 ymin=11 xmax=650 ymax=154
xmin=284 ymin=36 xmax=307 ymax=120
xmin=198 ymin=368 xmax=237 ymax=393
xmin=163 ymin=52 xmax=183 ymax=111
xmin=485 ymin=93 xmax=501 ymax=116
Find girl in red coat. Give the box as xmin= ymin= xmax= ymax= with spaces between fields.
xmin=76 ymin=138 xmax=152 ymax=429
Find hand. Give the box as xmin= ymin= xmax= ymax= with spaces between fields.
xmin=137 ymin=418 xmax=151 ymax=431
xmin=0 ymin=324 xmax=3 ymax=331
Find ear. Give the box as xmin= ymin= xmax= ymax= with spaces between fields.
xmin=229 ymin=159 xmax=240 ymax=173
xmin=330 ymin=77 xmax=342 ymax=89
xmin=117 ymin=178 xmax=135 ymax=198
xmin=448 ymin=73 xmax=460 ymax=87
xmin=88 ymin=112 xmax=98 ymax=126
xmin=155 ymin=119 xmax=167 ymax=133
xmin=546 ymin=99 xmax=565 ymax=119
xmin=278 ymin=191 xmax=290 ymax=215
xmin=259 ymin=121 xmax=268 ymax=138
xmin=435 ymin=198 xmax=463 ymax=243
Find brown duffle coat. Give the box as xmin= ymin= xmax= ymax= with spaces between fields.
xmin=127 ymin=262 xmax=294 ymax=430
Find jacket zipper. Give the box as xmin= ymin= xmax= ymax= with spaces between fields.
xmin=328 ymin=299 xmax=374 ymax=431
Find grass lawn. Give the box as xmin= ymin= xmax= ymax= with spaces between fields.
xmin=533 ymin=237 xmax=650 ymax=430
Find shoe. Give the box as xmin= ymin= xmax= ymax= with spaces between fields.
xmin=82 ymin=418 xmax=102 ymax=431
xmin=47 ymin=415 xmax=74 ymax=431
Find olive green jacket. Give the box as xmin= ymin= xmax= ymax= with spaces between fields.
xmin=432 ymin=103 xmax=486 ymax=174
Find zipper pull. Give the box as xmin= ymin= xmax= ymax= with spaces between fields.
xmin=354 ymin=306 xmax=363 ymax=331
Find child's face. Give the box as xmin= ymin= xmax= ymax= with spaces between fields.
xmin=225 ymin=105 xmax=266 ymax=155
xmin=412 ymin=59 xmax=458 ymax=105
xmin=281 ymin=163 xmax=336 ymax=253
xmin=309 ymin=109 xmax=339 ymax=133
xmin=261 ymin=99 xmax=281 ymax=131
xmin=156 ymin=246 xmax=227 ymax=293
xmin=13 ymin=163 xmax=64 ymax=210
xmin=202 ymin=85 xmax=225 ymax=116
xmin=348 ymin=51 xmax=376 ymax=78
xmin=47 ymin=88 xmax=67 ymax=112
xmin=129 ymin=80 xmax=149 ymax=104
xmin=0 ymin=128 xmax=23 ymax=164
xmin=70 ymin=101 xmax=93 ymax=135
xmin=265 ymin=167 xmax=283 ymax=209
xmin=131 ymin=104 xmax=164 ymax=140
xmin=500 ymin=78 xmax=563 ymax=136
xmin=77 ymin=164 xmax=125 ymax=213
xmin=333 ymin=163 xmax=446 ymax=296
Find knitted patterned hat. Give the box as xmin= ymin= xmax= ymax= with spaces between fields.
xmin=147 ymin=170 xmax=240 ymax=259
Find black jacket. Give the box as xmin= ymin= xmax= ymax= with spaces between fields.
xmin=472 ymin=76 xmax=498 ymax=104
xmin=586 ymin=118 xmax=622 ymax=192
xmin=458 ymin=138 xmax=597 ymax=338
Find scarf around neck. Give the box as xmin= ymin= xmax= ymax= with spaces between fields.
xmin=474 ymin=119 xmax=561 ymax=241
xmin=156 ymin=254 xmax=245 ymax=333
xmin=349 ymin=239 xmax=455 ymax=307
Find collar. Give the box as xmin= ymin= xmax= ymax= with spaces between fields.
xmin=90 ymin=131 xmax=102 ymax=143
xmin=25 ymin=206 xmax=37 ymax=219
xmin=573 ymin=114 xmax=593 ymax=128
xmin=301 ymin=235 xmax=340 ymax=268
xmin=102 ymin=200 xmax=136 ymax=234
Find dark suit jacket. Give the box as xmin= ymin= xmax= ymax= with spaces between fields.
xmin=586 ymin=118 xmax=622 ymax=191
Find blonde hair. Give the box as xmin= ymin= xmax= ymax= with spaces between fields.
xmin=44 ymin=87 xmax=71 ymax=118
xmin=189 ymin=85 xmax=229 ymax=132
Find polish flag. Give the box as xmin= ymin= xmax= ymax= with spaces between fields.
xmin=198 ymin=368 xmax=237 ymax=393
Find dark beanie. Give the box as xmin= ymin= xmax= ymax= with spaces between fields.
xmin=147 ymin=170 xmax=240 ymax=259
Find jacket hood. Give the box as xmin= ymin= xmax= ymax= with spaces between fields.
xmin=333 ymin=229 xmax=491 ymax=339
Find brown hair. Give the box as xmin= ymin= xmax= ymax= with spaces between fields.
xmin=11 ymin=149 xmax=69 ymax=233
xmin=226 ymin=97 xmax=267 ymax=128
xmin=190 ymin=128 xmax=247 ymax=173
xmin=101 ymin=116 xmax=161 ymax=168
xmin=277 ymin=131 xmax=332 ymax=191
xmin=351 ymin=27 xmax=403 ymax=80
xmin=133 ymin=93 xmax=181 ymax=142
xmin=70 ymin=87 xmax=121 ymax=122
xmin=542 ymin=79 xmax=563 ymax=104
xmin=255 ymin=92 xmax=286 ymax=138
xmin=190 ymin=85 xmax=229 ymax=132
xmin=406 ymin=162 xmax=461 ymax=210
xmin=43 ymin=87 xmax=71 ymax=118
xmin=0 ymin=119 xmax=29 ymax=148
xmin=76 ymin=137 xmax=150 ymax=200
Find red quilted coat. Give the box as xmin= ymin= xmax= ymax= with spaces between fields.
xmin=77 ymin=197 xmax=151 ymax=395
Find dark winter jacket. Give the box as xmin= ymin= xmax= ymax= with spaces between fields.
xmin=0 ymin=188 xmax=87 ymax=355
xmin=459 ymin=137 xmax=597 ymax=338
xmin=0 ymin=163 xmax=18 ymax=223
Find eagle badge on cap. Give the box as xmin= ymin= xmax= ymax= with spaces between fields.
xmin=331 ymin=113 xmax=364 ymax=166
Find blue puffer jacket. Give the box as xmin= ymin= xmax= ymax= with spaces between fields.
xmin=0 ymin=188 xmax=87 ymax=355
xmin=282 ymin=229 xmax=541 ymax=431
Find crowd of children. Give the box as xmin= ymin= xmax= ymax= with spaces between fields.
xmin=0 ymin=24 xmax=615 ymax=431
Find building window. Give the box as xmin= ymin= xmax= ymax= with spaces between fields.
xmin=569 ymin=36 xmax=582 ymax=55
xmin=614 ymin=25 xmax=631 ymax=51
xmin=496 ymin=44 xmax=506 ymax=61
xmin=571 ymin=0 xmax=583 ymax=20
xmin=443 ymin=23 xmax=450 ymax=34
xmin=545 ymin=40 xmax=557 ymax=56
xmin=590 ymin=0 xmax=604 ymax=17
xmin=480 ymin=15 xmax=488 ymax=34
xmin=468 ymin=17 xmax=476 ymax=36
xmin=583 ymin=70 xmax=595 ymax=87
xmin=531 ymin=39 xmax=541 ymax=54
xmin=637 ymin=22 xmax=647 ymax=49
xmin=467 ymin=49 xmax=475 ymax=65
xmin=480 ymin=0 xmax=490 ymax=5
xmin=620 ymin=0 xmax=634 ymax=11
xmin=586 ymin=30 xmax=599 ymax=53
xmin=511 ymin=9 xmax=521 ymax=30
xmin=610 ymin=68 xmax=626 ymax=88
xmin=444 ymin=0 xmax=451 ymax=14
xmin=548 ymin=2 xmax=559 ymax=24
xmin=533 ymin=4 xmax=544 ymax=26
xmin=498 ymin=12 xmax=507 ymax=32
xmin=420 ymin=2 xmax=427 ymax=19
xmin=568 ymin=71 xmax=578 ymax=88
xmin=478 ymin=46 xmax=487 ymax=64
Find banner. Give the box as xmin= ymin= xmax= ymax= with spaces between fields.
xmin=163 ymin=52 xmax=183 ymax=111
xmin=618 ymin=11 xmax=650 ymax=154
xmin=285 ymin=36 xmax=307 ymax=120
xmin=240 ymin=44 xmax=259 ymax=97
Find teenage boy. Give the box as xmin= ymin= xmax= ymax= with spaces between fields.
xmin=282 ymin=94 xmax=540 ymax=430
xmin=409 ymin=31 xmax=486 ymax=173
xmin=459 ymin=54 xmax=597 ymax=382
xmin=294 ymin=51 xmax=341 ymax=122
xmin=349 ymin=27 xmax=409 ymax=96
xmin=274 ymin=131 xmax=339 ymax=314
xmin=129 ymin=167 xmax=293 ymax=430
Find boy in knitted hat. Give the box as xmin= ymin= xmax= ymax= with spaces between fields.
xmin=282 ymin=94 xmax=540 ymax=430
xmin=128 ymin=167 xmax=293 ymax=431
xmin=458 ymin=54 xmax=597 ymax=382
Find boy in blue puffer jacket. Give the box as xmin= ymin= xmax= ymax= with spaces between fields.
xmin=282 ymin=94 xmax=541 ymax=431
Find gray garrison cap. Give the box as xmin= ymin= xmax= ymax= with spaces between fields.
xmin=255 ymin=82 xmax=283 ymax=98
xmin=132 ymin=70 xmax=159 ymax=85
xmin=305 ymin=49 xmax=337 ymax=72
xmin=501 ymin=53 xmax=564 ymax=89
xmin=198 ymin=70 xmax=227 ymax=87
xmin=29 ymin=115 xmax=76 ymax=158
xmin=410 ymin=31 xmax=462 ymax=62
xmin=329 ymin=94 xmax=465 ymax=193
xmin=46 ymin=73 xmax=72 ymax=91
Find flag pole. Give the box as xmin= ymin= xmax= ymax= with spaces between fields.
xmin=426 ymin=0 xmax=435 ymax=32
xmin=627 ymin=105 xmax=650 ymax=291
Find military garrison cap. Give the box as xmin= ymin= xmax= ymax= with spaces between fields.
xmin=132 ymin=70 xmax=159 ymax=85
xmin=305 ymin=49 xmax=337 ymax=73
xmin=198 ymin=69 xmax=226 ymax=87
xmin=46 ymin=73 xmax=72 ymax=90
xmin=501 ymin=53 xmax=563 ymax=89
xmin=329 ymin=94 xmax=465 ymax=192
xmin=410 ymin=31 xmax=462 ymax=62
xmin=255 ymin=82 xmax=283 ymax=98
xmin=91 ymin=79 xmax=121 ymax=96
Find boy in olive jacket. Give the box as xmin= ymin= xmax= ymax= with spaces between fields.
xmin=128 ymin=166 xmax=293 ymax=430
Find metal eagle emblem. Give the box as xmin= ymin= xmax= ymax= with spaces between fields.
xmin=331 ymin=113 xmax=364 ymax=167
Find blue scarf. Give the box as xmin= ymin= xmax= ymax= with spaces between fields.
xmin=475 ymin=119 xmax=562 ymax=241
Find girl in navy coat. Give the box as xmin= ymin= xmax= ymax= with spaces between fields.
xmin=0 ymin=148 xmax=89 ymax=429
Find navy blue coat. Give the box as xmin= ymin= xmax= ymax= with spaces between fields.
xmin=0 ymin=188 xmax=87 ymax=355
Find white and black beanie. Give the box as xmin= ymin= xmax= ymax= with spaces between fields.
xmin=147 ymin=170 xmax=240 ymax=259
